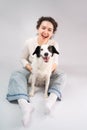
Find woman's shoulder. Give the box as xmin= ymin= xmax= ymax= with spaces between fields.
xmin=23 ymin=37 xmax=37 ymax=47
xmin=25 ymin=37 xmax=37 ymax=43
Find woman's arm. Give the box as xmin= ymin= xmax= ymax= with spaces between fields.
xmin=20 ymin=41 xmax=32 ymax=72
xmin=52 ymin=42 xmax=59 ymax=72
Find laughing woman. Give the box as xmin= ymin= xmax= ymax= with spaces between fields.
xmin=6 ymin=16 xmax=66 ymax=127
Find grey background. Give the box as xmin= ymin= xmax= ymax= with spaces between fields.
xmin=0 ymin=0 xmax=87 ymax=130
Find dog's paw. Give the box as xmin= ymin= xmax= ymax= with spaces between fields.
xmin=29 ymin=91 xmax=34 ymax=97
xmin=44 ymin=94 xmax=48 ymax=98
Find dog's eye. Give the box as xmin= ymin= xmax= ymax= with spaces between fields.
xmin=48 ymin=46 xmax=52 ymax=52
xmin=41 ymin=48 xmax=43 ymax=51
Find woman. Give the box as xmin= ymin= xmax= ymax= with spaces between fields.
xmin=6 ymin=16 xmax=66 ymax=127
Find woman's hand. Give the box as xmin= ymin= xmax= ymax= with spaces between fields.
xmin=25 ymin=64 xmax=32 ymax=72
xmin=52 ymin=63 xmax=57 ymax=72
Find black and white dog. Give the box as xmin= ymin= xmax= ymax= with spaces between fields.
xmin=29 ymin=44 xmax=59 ymax=97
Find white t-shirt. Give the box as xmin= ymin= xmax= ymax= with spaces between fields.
xmin=21 ymin=37 xmax=59 ymax=67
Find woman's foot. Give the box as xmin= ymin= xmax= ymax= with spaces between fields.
xmin=22 ymin=103 xmax=34 ymax=127
xmin=45 ymin=93 xmax=57 ymax=114
xmin=18 ymin=99 xmax=34 ymax=127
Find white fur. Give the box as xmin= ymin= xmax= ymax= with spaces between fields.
xmin=28 ymin=44 xmax=59 ymax=98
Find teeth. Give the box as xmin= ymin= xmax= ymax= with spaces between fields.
xmin=42 ymin=34 xmax=48 ymax=38
xmin=42 ymin=56 xmax=49 ymax=62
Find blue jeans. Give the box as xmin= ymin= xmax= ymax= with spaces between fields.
xmin=6 ymin=68 xmax=66 ymax=102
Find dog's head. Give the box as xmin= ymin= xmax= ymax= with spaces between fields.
xmin=33 ymin=44 xmax=59 ymax=62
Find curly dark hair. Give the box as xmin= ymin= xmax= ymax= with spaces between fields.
xmin=36 ymin=16 xmax=58 ymax=33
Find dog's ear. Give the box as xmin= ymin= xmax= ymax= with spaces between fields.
xmin=33 ymin=46 xmax=41 ymax=57
xmin=48 ymin=46 xmax=59 ymax=56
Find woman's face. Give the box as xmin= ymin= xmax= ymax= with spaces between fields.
xmin=37 ymin=21 xmax=54 ymax=41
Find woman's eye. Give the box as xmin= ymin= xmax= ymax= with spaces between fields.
xmin=48 ymin=29 xmax=52 ymax=32
xmin=42 ymin=27 xmax=46 ymax=30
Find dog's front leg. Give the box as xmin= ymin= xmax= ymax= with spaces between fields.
xmin=29 ymin=75 xmax=36 ymax=97
xmin=44 ymin=76 xmax=50 ymax=98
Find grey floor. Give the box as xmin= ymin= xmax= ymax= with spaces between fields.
xmin=0 ymin=65 xmax=87 ymax=130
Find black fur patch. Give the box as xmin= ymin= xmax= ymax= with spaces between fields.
xmin=48 ymin=46 xmax=59 ymax=56
xmin=33 ymin=46 xmax=41 ymax=57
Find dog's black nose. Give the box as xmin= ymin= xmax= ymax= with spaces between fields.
xmin=44 ymin=53 xmax=48 ymax=56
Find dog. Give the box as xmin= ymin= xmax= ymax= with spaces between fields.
xmin=28 ymin=44 xmax=59 ymax=98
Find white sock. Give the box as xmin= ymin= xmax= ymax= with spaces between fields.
xmin=45 ymin=93 xmax=57 ymax=114
xmin=18 ymin=99 xmax=34 ymax=127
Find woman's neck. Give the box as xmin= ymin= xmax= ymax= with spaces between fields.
xmin=37 ymin=37 xmax=49 ymax=45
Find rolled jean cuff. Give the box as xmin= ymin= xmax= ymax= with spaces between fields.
xmin=6 ymin=94 xmax=30 ymax=102
xmin=48 ymin=88 xmax=62 ymax=101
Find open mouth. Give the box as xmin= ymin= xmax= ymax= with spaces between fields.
xmin=42 ymin=56 xmax=50 ymax=62
xmin=41 ymin=34 xmax=48 ymax=39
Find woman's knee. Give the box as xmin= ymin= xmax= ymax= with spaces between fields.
xmin=10 ymin=69 xmax=30 ymax=79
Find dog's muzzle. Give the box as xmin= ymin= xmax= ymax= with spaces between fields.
xmin=42 ymin=53 xmax=50 ymax=62
xmin=43 ymin=56 xmax=50 ymax=62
